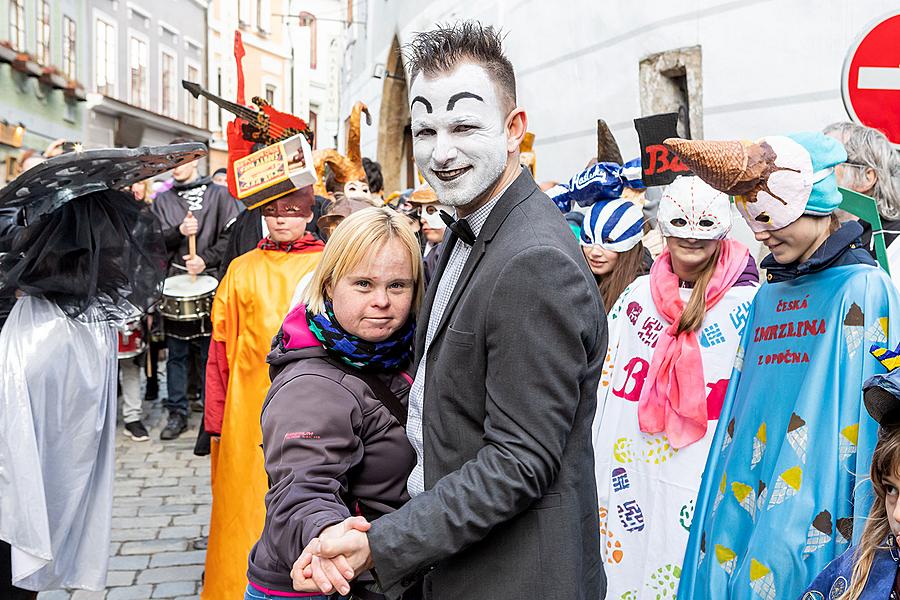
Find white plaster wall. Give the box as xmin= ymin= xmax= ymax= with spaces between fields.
xmin=340 ymin=0 xmax=898 ymax=184
xmin=289 ymin=0 xmax=345 ymax=149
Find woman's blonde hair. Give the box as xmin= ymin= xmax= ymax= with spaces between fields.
xmin=675 ymin=243 xmax=722 ymax=335
xmin=302 ymin=206 xmax=424 ymax=315
xmin=842 ymin=424 xmax=900 ymax=599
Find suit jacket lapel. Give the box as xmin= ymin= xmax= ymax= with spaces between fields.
xmin=430 ymin=169 xmax=539 ymax=344
xmin=431 ymin=240 xmax=485 ymax=343
xmin=414 ymin=233 xmax=456 ymax=364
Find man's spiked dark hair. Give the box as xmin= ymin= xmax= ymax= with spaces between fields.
xmin=403 ymin=21 xmax=517 ymax=112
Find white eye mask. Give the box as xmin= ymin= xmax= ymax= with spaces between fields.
xmin=658 ymin=176 xmax=732 ymax=240
xmin=420 ymin=204 xmax=451 ymax=230
xmin=343 ymin=180 xmax=371 ymax=203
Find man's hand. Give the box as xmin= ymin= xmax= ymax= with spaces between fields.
xmin=43 ymin=138 xmax=67 ymax=158
xmin=291 ymin=516 xmax=371 ymax=595
xmin=179 ymin=212 xmax=199 ymax=236
xmin=183 ymin=254 xmax=206 ymax=275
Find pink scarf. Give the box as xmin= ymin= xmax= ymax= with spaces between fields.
xmin=637 ymin=239 xmax=750 ymax=449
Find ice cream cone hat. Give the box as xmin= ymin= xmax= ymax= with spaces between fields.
xmin=663 ymin=132 xmax=846 ymax=232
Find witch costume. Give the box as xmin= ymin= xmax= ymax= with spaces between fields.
xmin=0 ymin=144 xmax=205 ymax=594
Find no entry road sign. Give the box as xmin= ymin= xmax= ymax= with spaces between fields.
xmin=842 ymin=11 xmax=900 ymax=145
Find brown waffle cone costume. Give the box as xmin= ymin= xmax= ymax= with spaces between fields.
xmin=313 ymin=101 xmax=372 ymax=196
xmin=663 ymin=137 xmax=783 ymax=198
xmin=597 ymin=119 xmax=624 ymax=165
xmin=663 ymin=138 xmax=748 ymax=193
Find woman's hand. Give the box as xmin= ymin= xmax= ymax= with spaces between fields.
xmin=291 ymin=516 xmax=371 ymax=595
xmin=290 ymin=548 xmax=320 ymax=592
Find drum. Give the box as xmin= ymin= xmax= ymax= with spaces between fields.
xmin=117 ymin=312 xmax=146 ymax=359
xmin=160 ymin=274 xmax=218 ymax=340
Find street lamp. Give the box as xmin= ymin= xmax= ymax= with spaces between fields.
xmin=372 ymin=63 xmax=406 ymax=82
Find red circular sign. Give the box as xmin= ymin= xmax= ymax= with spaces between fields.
xmin=842 ymin=11 xmax=900 ymax=145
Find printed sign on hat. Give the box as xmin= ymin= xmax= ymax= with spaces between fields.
xmin=233 ymin=133 xmax=317 ymax=210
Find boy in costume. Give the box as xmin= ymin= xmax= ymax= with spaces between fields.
xmin=201 ymin=136 xmax=326 ymax=600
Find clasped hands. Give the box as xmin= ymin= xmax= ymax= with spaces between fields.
xmin=291 ymin=516 xmax=373 ymax=595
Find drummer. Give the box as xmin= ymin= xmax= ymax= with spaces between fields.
xmin=150 ymin=138 xmax=239 ymax=441
xmin=202 ymin=140 xmax=325 ymax=598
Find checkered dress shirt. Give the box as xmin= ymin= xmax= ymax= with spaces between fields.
xmin=406 ymin=190 xmax=506 ymax=497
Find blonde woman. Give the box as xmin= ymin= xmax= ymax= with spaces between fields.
xmin=245 ymin=207 xmax=423 ymax=600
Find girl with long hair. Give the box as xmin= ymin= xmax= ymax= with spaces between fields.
xmin=592 ymin=176 xmax=758 ymax=598
xmin=579 ymin=199 xmax=648 ymax=312
xmin=803 ymin=354 xmax=900 ymax=599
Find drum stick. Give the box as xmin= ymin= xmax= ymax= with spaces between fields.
xmin=188 ymin=234 xmax=197 ymax=283
xmin=185 ymin=210 xmax=197 ymax=282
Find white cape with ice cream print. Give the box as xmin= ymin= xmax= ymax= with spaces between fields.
xmin=592 ymin=274 xmax=757 ymax=599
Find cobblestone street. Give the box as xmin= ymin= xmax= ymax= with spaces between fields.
xmin=38 ymin=396 xmax=210 ymax=600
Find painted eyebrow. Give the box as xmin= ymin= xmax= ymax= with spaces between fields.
xmin=410 ymin=96 xmax=433 ymax=113
xmin=447 ymin=91 xmax=483 ymax=111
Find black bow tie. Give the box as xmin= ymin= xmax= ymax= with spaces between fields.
xmin=439 ymin=210 xmax=476 ymax=246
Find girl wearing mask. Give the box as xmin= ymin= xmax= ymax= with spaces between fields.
xmin=670 ymin=132 xmax=900 ymax=600
xmin=593 ymin=176 xmax=758 ymax=598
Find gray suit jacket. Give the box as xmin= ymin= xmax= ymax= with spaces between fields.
xmin=368 ymin=170 xmax=607 ymax=599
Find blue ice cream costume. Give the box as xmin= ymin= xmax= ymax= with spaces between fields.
xmin=674 ymin=133 xmax=900 ymax=600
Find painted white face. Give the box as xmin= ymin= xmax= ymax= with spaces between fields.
xmin=659 ymin=176 xmax=732 ymax=240
xmin=343 ymin=180 xmax=371 ymax=202
xmin=409 ymin=63 xmax=509 ymax=207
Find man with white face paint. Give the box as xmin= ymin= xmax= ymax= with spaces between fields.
xmin=296 ymin=22 xmax=607 ymax=600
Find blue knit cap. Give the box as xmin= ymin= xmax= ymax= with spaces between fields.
xmin=786 ymin=132 xmax=847 ymax=216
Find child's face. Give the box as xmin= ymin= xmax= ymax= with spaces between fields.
xmin=884 ymin=472 xmax=900 ymax=542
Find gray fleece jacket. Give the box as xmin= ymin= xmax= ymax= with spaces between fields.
xmin=246 ymin=309 xmax=414 ymax=593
